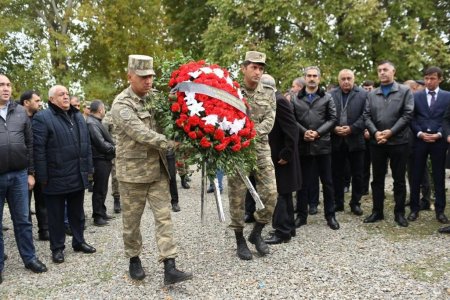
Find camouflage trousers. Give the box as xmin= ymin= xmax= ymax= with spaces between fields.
xmin=119 ymin=176 xmax=177 ymax=262
xmin=228 ymin=158 xmax=277 ymax=230
xmin=111 ymin=159 xmax=120 ymax=198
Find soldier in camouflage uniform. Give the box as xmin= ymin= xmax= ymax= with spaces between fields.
xmin=228 ymin=51 xmax=277 ymax=260
xmin=111 ymin=55 xmax=192 ymax=285
xmin=102 ymin=111 xmax=121 ymax=213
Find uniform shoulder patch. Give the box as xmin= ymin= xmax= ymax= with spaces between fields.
xmin=119 ymin=108 xmax=132 ymax=120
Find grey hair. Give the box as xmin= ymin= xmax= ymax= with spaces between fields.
xmin=303 ymin=66 xmax=321 ymax=77
xmin=260 ymin=74 xmax=276 ymax=89
xmin=48 ymin=85 xmax=65 ymax=98
xmin=293 ymin=77 xmax=306 ymax=87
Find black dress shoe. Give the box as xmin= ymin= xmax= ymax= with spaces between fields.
xmin=206 ymin=186 xmax=214 ymax=193
xmin=52 ymin=250 xmax=64 ymax=263
xmin=290 ymin=229 xmax=296 ymax=237
xmin=335 ymin=205 xmax=344 ymax=212
xmin=172 ymin=203 xmax=181 ymax=212
xmin=308 ymin=206 xmax=318 ymax=215
xmin=0 ymin=272 xmax=2 ymax=284
xmin=264 ymin=233 xmax=290 ymax=244
xmin=419 ymin=199 xmax=431 ymax=211
xmin=4 ymin=254 xmax=8 ymax=260
xmin=407 ymin=211 xmax=419 ymax=221
xmin=38 ymin=230 xmax=50 ymax=241
xmin=25 ymin=258 xmax=48 ymax=273
xmin=180 ymin=176 xmax=190 ymax=189
xmin=244 ymin=214 xmax=255 ymax=223
xmin=436 ymin=213 xmax=449 ymax=224
xmin=104 ymin=214 xmax=115 ymax=220
xmin=394 ymin=214 xmax=409 ymax=227
xmin=438 ymin=225 xmax=450 ymax=234
xmin=295 ymin=217 xmax=307 ymax=228
xmin=94 ymin=217 xmax=108 ymax=227
xmin=326 ymin=216 xmax=340 ymax=230
xmin=364 ymin=213 xmax=384 ymax=223
xmin=73 ymin=242 xmax=96 ymax=254
xmin=350 ymin=205 xmax=363 ymax=216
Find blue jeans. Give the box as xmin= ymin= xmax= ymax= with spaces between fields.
xmin=0 ymin=169 xmax=36 ymax=272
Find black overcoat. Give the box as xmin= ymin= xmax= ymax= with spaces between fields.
xmin=269 ymin=91 xmax=302 ymax=193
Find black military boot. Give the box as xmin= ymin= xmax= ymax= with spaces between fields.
xmin=234 ymin=230 xmax=252 ymax=260
xmin=248 ymin=222 xmax=269 ymax=256
xmin=129 ymin=256 xmax=145 ymax=280
xmin=113 ymin=196 xmax=121 ymax=213
xmin=180 ymin=175 xmax=190 ymax=189
xmin=163 ymin=258 xmax=193 ymax=285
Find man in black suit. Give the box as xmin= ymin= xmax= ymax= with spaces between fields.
xmin=363 ymin=61 xmax=414 ymax=227
xmin=408 ymin=67 xmax=450 ymax=224
xmin=330 ymin=69 xmax=367 ymax=216
xmin=259 ymin=74 xmax=301 ymax=244
xmin=86 ymin=100 xmax=116 ymax=226
xmin=292 ymin=66 xmax=339 ymax=230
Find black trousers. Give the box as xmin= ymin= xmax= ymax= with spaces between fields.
xmin=407 ymin=152 xmax=431 ymax=203
xmin=297 ymin=154 xmax=335 ymax=220
xmin=167 ymin=153 xmax=179 ymax=205
xmin=370 ymin=143 xmax=409 ymax=215
xmin=92 ymin=159 xmax=112 ymax=219
xmin=410 ymin=138 xmax=447 ymax=214
xmin=332 ymin=146 xmax=364 ymax=208
xmin=362 ymin=140 xmax=371 ymax=194
xmin=45 ymin=189 xmax=86 ymax=252
xmin=272 ymin=193 xmax=295 ymax=239
xmin=28 ymin=181 xmax=48 ymax=233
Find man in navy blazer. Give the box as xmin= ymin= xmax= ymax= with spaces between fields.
xmin=408 ymin=66 xmax=450 ymax=224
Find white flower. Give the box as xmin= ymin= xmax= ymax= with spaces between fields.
xmin=184 ymin=91 xmax=197 ymax=105
xmin=219 ymin=117 xmax=232 ymax=131
xmin=188 ymin=70 xmax=202 ymax=79
xmin=229 ymin=118 xmax=246 ymax=134
xmin=213 ymin=68 xmax=224 ymax=78
xmin=237 ymin=89 xmax=243 ymax=100
xmin=202 ymin=114 xmax=219 ymax=126
xmin=200 ymin=67 xmax=212 ymax=74
xmin=188 ymin=101 xmax=205 ymax=116
xmin=225 ymin=76 xmax=233 ymax=86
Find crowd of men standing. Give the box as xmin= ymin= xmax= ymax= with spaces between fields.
xmin=0 ymin=51 xmax=449 ymax=287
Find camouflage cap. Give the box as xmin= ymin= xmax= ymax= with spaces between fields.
xmin=128 ymin=54 xmax=156 ymax=76
xmin=244 ymin=51 xmax=266 ymax=65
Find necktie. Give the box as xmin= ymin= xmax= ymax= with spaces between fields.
xmin=308 ymin=94 xmax=314 ymax=103
xmin=429 ymin=90 xmax=436 ymax=109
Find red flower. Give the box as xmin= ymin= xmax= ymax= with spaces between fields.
xmin=183 ymin=124 xmax=191 ymax=133
xmin=196 ymin=130 xmax=204 ymax=139
xmin=199 ymin=137 xmax=212 ymax=148
xmin=230 ymin=134 xmax=241 ymax=144
xmin=175 ymin=118 xmax=185 ymax=128
xmin=171 ymin=103 xmax=181 ymax=112
xmin=188 ymin=131 xmax=197 ymax=139
xmin=213 ymin=128 xmax=225 ymax=141
xmin=242 ymin=140 xmax=251 ymax=148
xmin=203 ymin=125 xmax=215 ymax=134
xmin=231 ymin=143 xmax=241 ymax=152
xmin=214 ymin=143 xmax=227 ymax=152
xmin=238 ymin=128 xmax=250 ymax=137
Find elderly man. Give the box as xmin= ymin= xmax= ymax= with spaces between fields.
xmin=0 ymin=75 xmax=47 ymax=285
xmin=292 ymin=66 xmax=339 ymax=230
xmin=19 ymin=90 xmax=49 ymax=241
xmin=330 ymin=69 xmax=367 ymax=215
xmin=33 ymin=85 xmax=96 ymax=264
xmin=363 ymin=60 xmax=414 ymax=227
xmin=86 ymin=100 xmax=115 ymax=226
xmin=111 ymin=55 xmax=192 ymax=284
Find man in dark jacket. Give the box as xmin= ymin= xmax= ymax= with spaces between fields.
xmin=363 ymin=61 xmax=414 ymax=227
xmin=86 ymin=100 xmax=115 ymax=226
xmin=260 ymin=74 xmax=302 ymax=244
xmin=292 ymin=66 xmax=339 ymax=230
xmin=19 ymin=90 xmax=49 ymax=241
xmin=33 ymin=85 xmax=96 ymax=264
xmin=0 ymin=75 xmax=47 ymax=284
xmin=330 ymin=69 xmax=367 ymax=216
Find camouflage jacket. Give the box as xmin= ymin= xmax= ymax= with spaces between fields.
xmin=241 ymin=82 xmax=276 ymax=143
xmin=111 ymin=87 xmax=170 ymax=183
